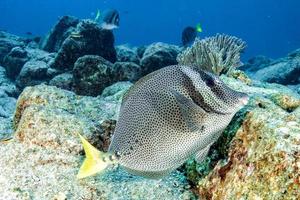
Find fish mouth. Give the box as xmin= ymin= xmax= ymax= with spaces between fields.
xmin=240 ymin=95 xmax=249 ymax=106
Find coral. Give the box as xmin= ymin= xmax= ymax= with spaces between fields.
xmin=177 ymin=34 xmax=246 ymax=75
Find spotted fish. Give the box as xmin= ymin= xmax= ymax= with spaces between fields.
xmin=77 ymin=65 xmax=249 ymax=179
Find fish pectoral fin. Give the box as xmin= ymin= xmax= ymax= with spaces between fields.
xmin=77 ymin=134 xmax=111 ymax=179
xmin=195 ymin=145 xmax=211 ymax=163
xmin=170 ymin=89 xmax=207 ymax=132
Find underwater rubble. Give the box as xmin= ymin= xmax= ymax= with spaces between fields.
xmin=0 ymin=15 xmax=299 ymax=200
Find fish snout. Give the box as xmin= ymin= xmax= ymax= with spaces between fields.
xmin=239 ymin=94 xmax=249 ymax=106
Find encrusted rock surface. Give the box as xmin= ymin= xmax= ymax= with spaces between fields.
xmin=0 ymin=31 xmax=25 ymax=64
xmin=72 ymin=55 xmax=115 ymax=96
xmin=184 ymin=76 xmax=300 ymax=199
xmin=245 ymin=49 xmax=300 ymax=86
xmin=41 ymin=16 xmax=80 ymax=52
xmin=113 ymin=61 xmax=142 ymax=82
xmin=0 ymin=66 xmax=18 ymax=97
xmin=240 ymin=55 xmax=273 ymax=77
xmin=3 ymin=46 xmax=56 ymax=80
xmin=0 ymin=83 xmax=195 ymax=199
xmin=16 ymin=60 xmax=52 ymax=89
xmin=116 ymin=45 xmax=140 ymax=64
xmin=50 ymin=20 xmax=117 ymax=71
xmin=49 ymin=72 xmax=74 ymax=91
xmin=140 ymin=42 xmax=181 ymax=75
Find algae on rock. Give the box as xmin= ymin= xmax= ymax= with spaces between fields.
xmin=184 ymin=76 xmax=300 ymax=199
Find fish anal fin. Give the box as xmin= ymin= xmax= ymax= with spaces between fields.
xmin=195 ymin=145 xmax=211 ymax=163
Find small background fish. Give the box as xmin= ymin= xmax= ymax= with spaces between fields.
xmin=182 ymin=25 xmax=202 ymax=47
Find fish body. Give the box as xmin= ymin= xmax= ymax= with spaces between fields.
xmin=182 ymin=26 xmax=198 ymax=47
xmin=78 ymin=65 xmax=248 ymax=179
xmin=100 ymin=9 xmax=120 ymax=30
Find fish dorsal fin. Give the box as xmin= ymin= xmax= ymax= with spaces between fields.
xmin=194 ymin=145 xmax=211 ymax=163
xmin=121 ymin=70 xmax=162 ymax=106
xmin=170 ymin=89 xmax=207 ymax=132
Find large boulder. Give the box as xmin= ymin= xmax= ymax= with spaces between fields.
xmin=0 ymin=66 xmax=18 ymax=97
xmin=0 ymin=83 xmax=195 ymax=199
xmin=15 ymin=60 xmax=54 ymax=89
xmin=41 ymin=16 xmax=80 ymax=52
xmin=140 ymin=42 xmax=181 ymax=75
xmin=49 ymin=72 xmax=73 ymax=91
xmin=0 ymin=70 xmax=16 ymax=140
xmin=73 ymin=55 xmax=115 ymax=96
xmin=116 ymin=45 xmax=140 ymax=64
xmin=113 ymin=61 xmax=142 ymax=82
xmin=0 ymin=31 xmax=25 ymax=64
xmin=2 ymin=47 xmax=29 ymax=79
xmin=253 ymin=49 xmax=300 ymax=85
xmin=3 ymin=46 xmax=56 ymax=79
xmin=50 ymin=20 xmax=117 ymax=71
xmin=240 ymin=55 xmax=273 ymax=77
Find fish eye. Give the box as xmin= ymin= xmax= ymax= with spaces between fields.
xmin=204 ymin=76 xmax=215 ymax=87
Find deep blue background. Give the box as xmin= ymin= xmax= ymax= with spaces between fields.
xmin=0 ymin=0 xmax=299 ymax=60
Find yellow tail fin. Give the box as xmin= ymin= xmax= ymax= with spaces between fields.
xmin=77 ymin=134 xmax=114 ymax=179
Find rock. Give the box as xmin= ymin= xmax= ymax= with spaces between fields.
xmin=288 ymin=48 xmax=300 ymax=58
xmin=116 ymin=45 xmax=140 ymax=64
xmin=287 ymin=84 xmax=300 ymax=95
xmin=0 ymin=117 xmax=14 ymax=141
xmin=0 ymin=89 xmax=16 ymax=140
xmin=15 ymin=60 xmax=53 ymax=89
xmin=113 ymin=61 xmax=142 ymax=82
xmin=253 ymin=49 xmax=300 ymax=85
xmin=3 ymin=46 xmax=56 ymax=79
xmin=73 ymin=55 xmax=115 ymax=96
xmin=41 ymin=16 xmax=80 ymax=52
xmin=50 ymin=20 xmax=117 ymax=71
xmin=140 ymin=42 xmax=181 ymax=75
xmin=0 ymin=95 xmax=16 ymax=118
xmin=181 ymin=75 xmax=300 ymax=199
xmin=49 ymin=72 xmax=73 ymax=90
xmin=0 ymin=84 xmax=195 ymax=199
xmin=239 ymin=55 xmax=273 ymax=76
xmin=242 ymin=49 xmax=300 ymax=87
xmin=0 ymin=31 xmax=25 ymax=64
xmin=3 ymin=47 xmax=29 ymax=79
xmin=136 ymin=45 xmax=147 ymax=58
xmin=0 ymin=66 xmax=18 ymax=97
xmin=101 ymin=81 xmax=133 ymax=101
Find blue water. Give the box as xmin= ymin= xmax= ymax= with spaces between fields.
xmin=0 ymin=0 xmax=299 ymax=60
